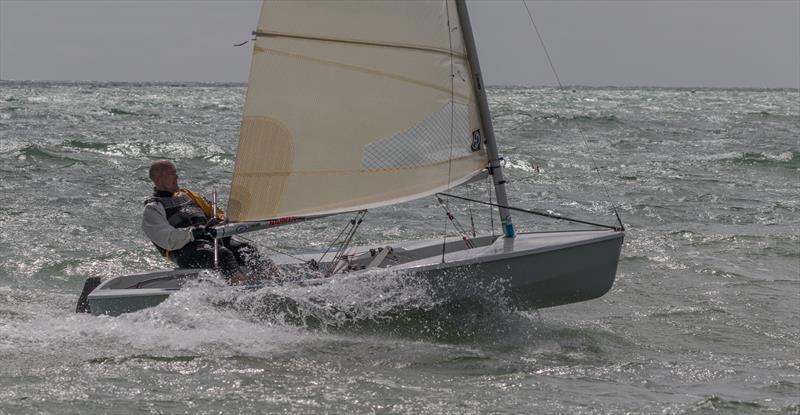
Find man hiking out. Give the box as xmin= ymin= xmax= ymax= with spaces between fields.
xmin=142 ymin=159 xmax=280 ymax=284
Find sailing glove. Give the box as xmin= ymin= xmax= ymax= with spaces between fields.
xmin=206 ymin=217 xmax=224 ymax=227
xmin=191 ymin=226 xmax=217 ymax=240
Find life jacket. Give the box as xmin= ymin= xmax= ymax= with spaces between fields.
xmin=145 ymin=188 xmax=225 ymax=256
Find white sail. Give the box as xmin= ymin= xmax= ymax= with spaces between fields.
xmin=228 ymin=0 xmax=488 ymax=221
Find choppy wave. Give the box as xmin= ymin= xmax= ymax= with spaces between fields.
xmin=690 ymin=396 xmax=767 ymax=412
xmin=728 ymin=151 xmax=798 ymax=167
xmin=533 ymin=112 xmax=622 ymax=125
xmin=103 ymin=107 xmax=157 ymax=117
xmin=14 ymin=144 xmax=81 ymax=164
xmin=1 ymin=83 xmax=799 ymax=413
xmin=744 ymin=110 xmax=800 ymax=122
xmin=62 ymin=139 xmax=113 ymax=151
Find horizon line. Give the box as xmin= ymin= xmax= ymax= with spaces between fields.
xmin=1 ymin=78 xmax=798 ymax=91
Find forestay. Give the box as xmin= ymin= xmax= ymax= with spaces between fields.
xmin=228 ymin=0 xmax=489 ymax=221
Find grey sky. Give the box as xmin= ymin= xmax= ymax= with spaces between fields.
xmin=1 ymin=0 xmax=798 ymax=88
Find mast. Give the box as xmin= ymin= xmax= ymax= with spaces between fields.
xmin=455 ymin=0 xmax=515 ymax=238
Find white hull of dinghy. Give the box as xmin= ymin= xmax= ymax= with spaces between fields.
xmin=84 ymin=230 xmax=623 ymax=316
xmin=85 ymin=268 xmax=200 ymax=316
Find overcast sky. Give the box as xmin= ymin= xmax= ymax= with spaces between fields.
xmin=1 ymin=0 xmax=798 ymax=88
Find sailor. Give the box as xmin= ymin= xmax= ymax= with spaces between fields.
xmin=142 ymin=159 xmax=280 ymax=284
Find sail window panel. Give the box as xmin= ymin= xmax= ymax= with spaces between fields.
xmin=362 ymin=102 xmax=472 ymax=171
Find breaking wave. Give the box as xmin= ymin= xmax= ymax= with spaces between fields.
xmin=691 ymin=150 xmax=798 ymax=168
xmin=728 ymin=151 xmax=798 ymax=167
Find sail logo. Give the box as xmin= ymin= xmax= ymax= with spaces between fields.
xmin=268 ymin=216 xmax=297 ymax=226
xmin=471 ymin=130 xmax=482 ymax=151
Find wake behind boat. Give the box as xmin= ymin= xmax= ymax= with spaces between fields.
xmin=77 ymin=0 xmax=624 ymax=318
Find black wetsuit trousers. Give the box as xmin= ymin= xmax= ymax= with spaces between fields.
xmin=170 ymin=237 xmax=277 ymax=281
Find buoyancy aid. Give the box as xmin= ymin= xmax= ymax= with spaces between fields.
xmin=145 ymin=188 xmax=225 ymax=256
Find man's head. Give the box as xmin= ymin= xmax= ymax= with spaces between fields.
xmin=149 ymin=159 xmax=179 ymax=193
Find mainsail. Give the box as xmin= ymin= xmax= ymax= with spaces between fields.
xmin=227 ymin=0 xmax=490 ymax=221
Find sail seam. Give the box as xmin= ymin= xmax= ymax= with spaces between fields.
xmin=254 ymin=45 xmax=470 ymax=100
xmin=253 ymin=30 xmax=466 ymax=58
xmin=234 ymin=156 xmax=479 ymax=177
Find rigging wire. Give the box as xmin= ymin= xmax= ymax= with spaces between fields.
xmin=438 ymin=192 xmax=623 ymax=231
xmin=317 ymin=210 xmax=367 ymax=267
xmin=486 ymin=174 xmax=496 ymax=236
xmin=326 ymin=211 xmax=366 ymax=276
xmin=436 ymin=196 xmax=475 ymax=248
xmin=468 ymin=200 xmax=477 ymax=237
xmin=521 ymin=0 xmax=625 ymax=230
xmin=239 ymin=211 xmax=367 ymax=273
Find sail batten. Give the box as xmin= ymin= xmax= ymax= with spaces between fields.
xmin=228 ymin=0 xmax=488 ymax=222
xmin=253 ymin=30 xmax=467 ymax=58
xmin=253 ymin=46 xmax=472 ymax=99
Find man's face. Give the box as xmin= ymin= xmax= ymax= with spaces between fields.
xmin=156 ymin=165 xmax=179 ymax=193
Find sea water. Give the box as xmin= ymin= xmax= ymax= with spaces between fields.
xmin=0 ymin=82 xmax=797 ymax=414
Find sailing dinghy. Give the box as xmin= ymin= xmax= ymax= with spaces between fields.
xmin=77 ymin=0 xmax=624 ymax=317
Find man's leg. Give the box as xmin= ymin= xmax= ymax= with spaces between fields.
xmin=171 ymin=240 xmax=245 ymax=283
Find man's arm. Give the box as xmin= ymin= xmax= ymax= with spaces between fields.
xmin=141 ymin=202 xmax=194 ymax=251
